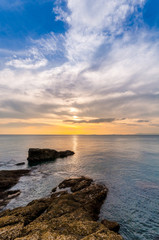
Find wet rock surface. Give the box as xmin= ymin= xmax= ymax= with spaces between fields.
xmin=58 ymin=176 xmax=93 ymax=192
xmin=101 ymin=219 xmax=120 ymax=233
xmin=0 ymin=170 xmax=30 ymax=210
xmin=0 ymin=190 xmax=21 ymax=211
xmin=0 ymin=177 xmax=123 ymax=240
xmin=27 ymin=148 xmax=75 ymax=165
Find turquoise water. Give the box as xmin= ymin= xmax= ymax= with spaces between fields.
xmin=0 ymin=135 xmax=159 ymax=240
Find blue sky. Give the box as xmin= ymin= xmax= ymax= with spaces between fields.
xmin=0 ymin=0 xmax=67 ymax=49
xmin=0 ymin=0 xmax=159 ymax=134
xmin=143 ymin=0 xmax=159 ymax=28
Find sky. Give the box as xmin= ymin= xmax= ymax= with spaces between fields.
xmin=0 ymin=0 xmax=159 ymax=135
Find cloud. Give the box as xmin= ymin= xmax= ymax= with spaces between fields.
xmin=64 ymin=117 xmax=151 ymax=125
xmin=31 ymin=32 xmax=65 ymax=57
xmin=58 ymin=0 xmax=145 ymax=63
xmin=0 ymin=0 xmax=23 ymax=10
xmin=4 ymin=32 xmax=66 ymax=70
xmin=0 ymin=0 xmax=54 ymax=11
xmin=53 ymin=4 xmax=69 ymax=22
xmin=5 ymin=47 xmax=48 ymax=69
xmin=150 ymin=124 xmax=159 ymax=128
xmin=137 ymin=120 xmax=150 ymax=123
xmin=0 ymin=99 xmax=67 ymax=119
xmin=6 ymin=58 xmax=48 ymax=69
xmin=0 ymin=122 xmax=54 ymax=128
xmin=64 ymin=118 xmax=116 ymax=124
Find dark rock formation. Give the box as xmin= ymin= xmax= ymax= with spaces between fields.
xmin=0 ymin=190 xmax=21 ymax=211
xmin=16 ymin=162 xmax=25 ymax=166
xmin=0 ymin=170 xmax=30 ymax=210
xmin=101 ymin=219 xmax=120 ymax=233
xmin=0 ymin=177 xmax=123 ymax=239
xmin=0 ymin=170 xmax=30 ymax=192
xmin=51 ymin=187 xmax=57 ymax=193
xmin=27 ymin=148 xmax=74 ymax=165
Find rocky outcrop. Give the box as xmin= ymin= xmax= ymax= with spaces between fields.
xmin=0 ymin=170 xmax=30 ymax=210
xmin=58 ymin=176 xmax=93 ymax=192
xmin=0 ymin=177 xmax=123 ymax=240
xmin=27 ymin=148 xmax=74 ymax=165
xmin=0 ymin=170 xmax=30 ymax=192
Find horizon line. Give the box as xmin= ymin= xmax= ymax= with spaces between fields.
xmin=0 ymin=134 xmax=159 ymax=136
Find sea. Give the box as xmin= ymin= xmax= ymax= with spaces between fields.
xmin=0 ymin=135 xmax=159 ymax=240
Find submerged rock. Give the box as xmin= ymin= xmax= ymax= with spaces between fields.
xmin=0 ymin=177 xmax=123 ymax=239
xmin=101 ymin=219 xmax=120 ymax=233
xmin=27 ymin=148 xmax=74 ymax=165
xmin=16 ymin=162 xmax=25 ymax=166
xmin=0 ymin=169 xmax=30 ymax=210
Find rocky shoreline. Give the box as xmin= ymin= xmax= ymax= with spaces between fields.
xmin=0 ymin=149 xmax=123 ymax=239
xmin=0 ymin=170 xmax=30 ymax=210
xmin=0 ymin=176 xmax=123 ymax=240
xmin=0 ymin=148 xmax=74 ymax=209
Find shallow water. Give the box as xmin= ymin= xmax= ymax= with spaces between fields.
xmin=0 ymin=135 xmax=159 ymax=240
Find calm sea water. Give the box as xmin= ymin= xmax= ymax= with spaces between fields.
xmin=0 ymin=135 xmax=159 ymax=240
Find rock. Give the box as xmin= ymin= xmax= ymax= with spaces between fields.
xmin=4 ymin=190 xmax=21 ymax=200
xmin=0 ymin=177 xmax=124 ymax=240
xmin=16 ymin=162 xmax=25 ymax=166
xmin=58 ymin=176 xmax=93 ymax=192
xmin=0 ymin=170 xmax=30 ymax=192
xmin=101 ymin=219 xmax=120 ymax=233
xmin=0 ymin=170 xmax=30 ymax=210
xmin=27 ymin=148 xmax=74 ymax=165
xmin=51 ymin=187 xmax=57 ymax=192
xmin=0 ymin=190 xmax=21 ymax=211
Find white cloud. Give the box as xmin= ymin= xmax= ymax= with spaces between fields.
xmin=62 ymin=0 xmax=145 ymax=63
xmin=4 ymin=32 xmax=66 ymax=70
xmin=5 ymin=46 xmax=48 ymax=69
xmin=6 ymin=58 xmax=48 ymax=69
xmin=31 ymin=32 xmax=64 ymax=55
xmin=0 ymin=0 xmax=23 ymax=10
xmin=53 ymin=5 xmax=69 ymax=21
